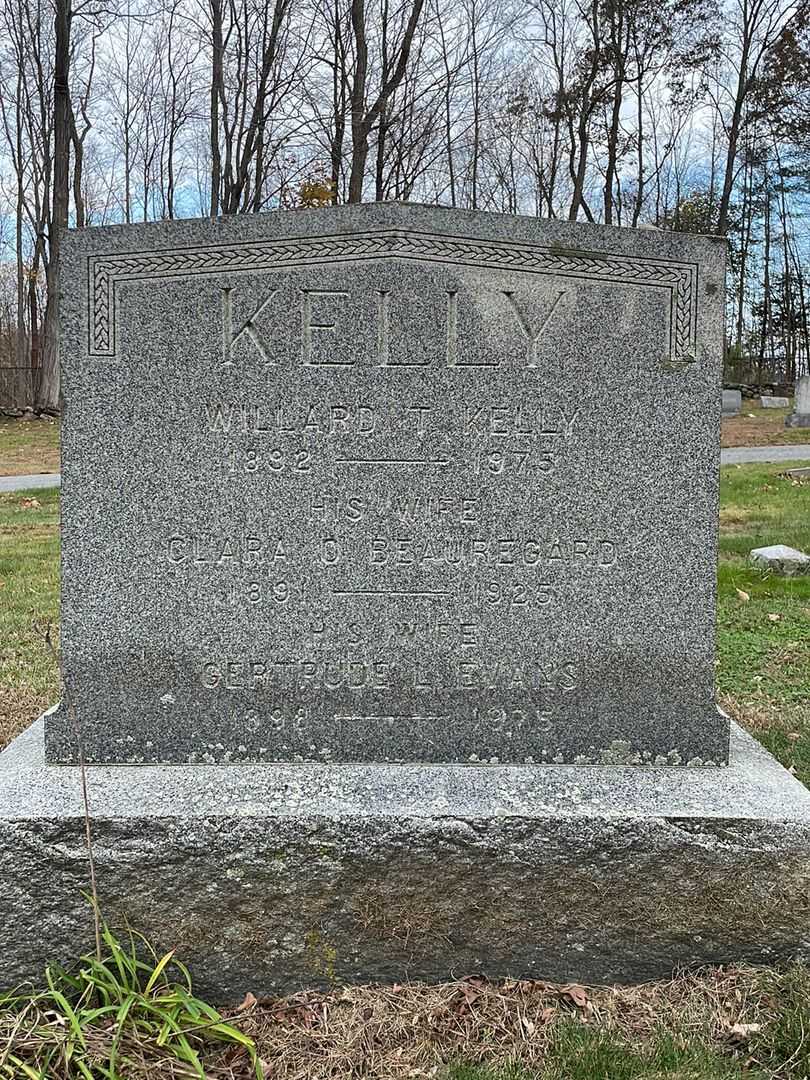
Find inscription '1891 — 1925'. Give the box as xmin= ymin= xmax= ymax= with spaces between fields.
xmin=222 ymin=286 xmax=568 ymax=369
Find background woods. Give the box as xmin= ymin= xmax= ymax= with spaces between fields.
xmin=1 ymin=0 xmax=810 ymax=409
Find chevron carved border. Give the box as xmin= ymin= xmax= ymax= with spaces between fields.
xmin=87 ymin=229 xmax=699 ymax=368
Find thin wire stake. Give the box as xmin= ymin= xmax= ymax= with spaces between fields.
xmin=44 ymin=621 xmax=102 ymax=963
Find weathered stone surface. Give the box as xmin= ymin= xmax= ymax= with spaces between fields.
xmin=722 ymin=389 xmax=741 ymax=416
xmin=2 ymin=715 xmax=809 ymax=1000
xmin=760 ymin=395 xmax=790 ymax=408
xmin=51 ymin=203 xmax=727 ymax=766
xmin=750 ymin=544 xmax=810 ymax=576
xmin=786 ymin=376 xmax=810 ymax=428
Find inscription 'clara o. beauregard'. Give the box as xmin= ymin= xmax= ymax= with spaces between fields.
xmin=221 ymin=286 xmax=567 ymax=369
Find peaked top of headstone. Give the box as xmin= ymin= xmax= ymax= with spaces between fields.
xmin=63 ymin=200 xmax=726 ymax=255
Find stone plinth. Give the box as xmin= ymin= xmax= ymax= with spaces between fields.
xmin=2 ymin=714 xmax=809 ymax=1000
xmin=761 ymin=396 xmax=789 ymax=408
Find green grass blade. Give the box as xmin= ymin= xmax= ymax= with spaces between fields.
xmin=143 ymin=950 xmax=176 ymax=996
xmin=41 ymin=987 xmax=87 ymax=1051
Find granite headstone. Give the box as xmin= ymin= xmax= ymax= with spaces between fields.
xmin=722 ymin=389 xmax=741 ymax=416
xmin=50 ymin=203 xmax=727 ymax=765
xmin=786 ymin=375 xmax=810 ymax=428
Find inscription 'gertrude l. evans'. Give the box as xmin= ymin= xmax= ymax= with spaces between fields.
xmin=51 ymin=202 xmax=726 ymax=765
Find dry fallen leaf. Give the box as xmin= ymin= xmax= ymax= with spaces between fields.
xmin=735 ymin=588 xmax=750 ymax=602
xmin=236 ymin=991 xmax=257 ymax=1012
xmin=767 ymin=613 xmax=782 ymax=622
xmin=20 ymin=497 xmax=40 ymax=509
xmin=560 ymin=984 xmax=589 ymax=1009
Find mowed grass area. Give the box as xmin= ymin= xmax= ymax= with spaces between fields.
xmin=721 ymin=399 xmax=809 ymax=448
xmin=717 ymin=462 xmax=810 ymax=786
xmin=0 ymin=415 xmax=60 ymax=475
xmin=0 ymin=486 xmax=59 ymax=747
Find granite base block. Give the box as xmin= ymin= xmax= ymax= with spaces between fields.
xmin=2 ymin=714 xmax=810 ymax=1002
xmin=786 ymin=413 xmax=810 ymax=428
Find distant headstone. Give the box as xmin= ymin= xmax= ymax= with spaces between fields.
xmin=48 ymin=204 xmax=728 ymax=767
xmin=750 ymin=544 xmax=810 ymax=576
xmin=786 ymin=375 xmax=810 ymax=428
xmin=722 ymin=389 xmax=741 ymax=416
xmin=760 ymin=395 xmax=789 ymax=408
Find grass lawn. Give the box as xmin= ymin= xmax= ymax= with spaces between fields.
xmin=1 ymin=466 xmax=810 ymax=1078
xmin=0 ymin=486 xmax=59 ymax=747
xmin=716 ymin=462 xmax=810 ymax=786
xmin=0 ymin=415 xmax=60 ymax=475
xmin=721 ymin=400 xmax=809 ymax=448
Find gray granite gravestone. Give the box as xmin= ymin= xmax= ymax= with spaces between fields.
xmin=722 ymin=389 xmax=741 ymax=416
xmin=786 ymin=375 xmax=810 ymax=428
xmin=3 ymin=205 xmax=810 ymax=998
xmin=48 ymin=202 xmax=727 ymax=766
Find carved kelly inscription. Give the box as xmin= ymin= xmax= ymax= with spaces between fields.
xmin=221 ymin=285 xmax=571 ymax=369
xmin=85 ymin=226 xmax=699 ymax=369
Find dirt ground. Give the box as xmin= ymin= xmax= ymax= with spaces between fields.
xmin=721 ymin=400 xmax=807 ymax=448
xmin=0 ymin=415 xmax=60 ymax=475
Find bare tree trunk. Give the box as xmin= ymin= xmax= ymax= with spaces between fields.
xmin=757 ymin=183 xmax=771 ymax=386
xmin=347 ymin=0 xmax=426 ymax=202
xmin=209 ymin=0 xmax=224 ymax=215
xmin=14 ymin=64 xmax=26 ymax=368
xmin=436 ymin=8 xmax=456 ymax=206
xmin=631 ymin=66 xmax=644 ymax=226
xmin=39 ymin=0 xmax=70 ymax=413
xmin=470 ymin=6 xmax=480 ymax=209
xmin=734 ymin=153 xmax=753 ymax=353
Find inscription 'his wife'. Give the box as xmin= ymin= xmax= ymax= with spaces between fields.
xmin=221 ymin=286 xmax=567 ymax=369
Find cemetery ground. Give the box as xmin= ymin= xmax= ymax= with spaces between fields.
xmin=0 ymin=415 xmax=60 ymax=476
xmin=0 ymin=464 xmax=809 ymax=1078
xmin=721 ymin=401 xmax=810 ymax=449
